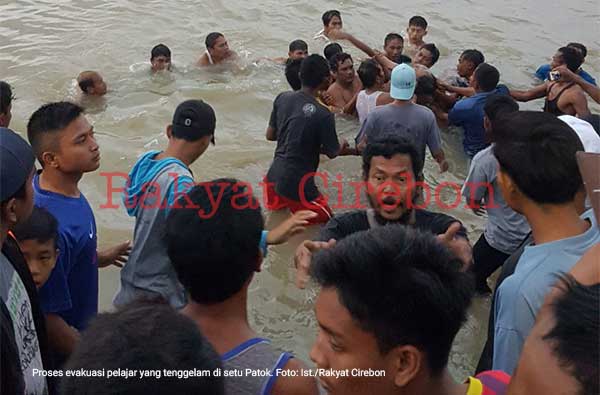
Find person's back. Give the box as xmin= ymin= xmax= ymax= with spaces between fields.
xmin=114 ymin=100 xmax=215 ymax=309
xmin=166 ymin=180 xmax=319 ymax=395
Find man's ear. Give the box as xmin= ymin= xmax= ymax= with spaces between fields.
xmin=423 ymin=30 xmax=428 ymax=37
xmin=41 ymin=151 xmax=59 ymax=169
xmin=1 ymin=198 xmax=18 ymax=227
xmin=166 ymin=125 xmax=173 ymax=139
xmin=389 ymin=345 xmax=422 ymax=388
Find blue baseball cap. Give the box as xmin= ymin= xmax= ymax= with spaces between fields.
xmin=390 ymin=63 xmax=416 ymax=100
xmin=0 ymin=127 xmax=35 ymax=201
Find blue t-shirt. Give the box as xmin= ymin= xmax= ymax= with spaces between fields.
xmin=33 ymin=173 xmax=98 ymax=331
xmin=492 ymin=209 xmax=600 ymax=374
xmin=448 ymin=86 xmax=509 ymax=158
xmin=535 ymin=64 xmax=597 ymax=86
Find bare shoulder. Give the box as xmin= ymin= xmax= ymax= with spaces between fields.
xmin=197 ymin=53 xmax=209 ymax=66
xmin=271 ymin=358 xmax=320 ymax=395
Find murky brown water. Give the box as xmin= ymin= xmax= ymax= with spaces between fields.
xmin=2 ymin=0 xmax=598 ymax=380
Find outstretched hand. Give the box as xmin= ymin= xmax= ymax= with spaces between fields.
xmin=98 ymin=240 xmax=131 ymax=268
xmin=294 ymin=239 xmax=336 ymax=289
xmin=436 ymin=222 xmax=473 ymax=271
xmin=266 ymin=211 xmax=317 ymax=245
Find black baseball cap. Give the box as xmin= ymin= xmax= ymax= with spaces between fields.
xmin=171 ymin=100 xmax=216 ymax=144
xmin=0 ymin=127 xmax=35 ymax=201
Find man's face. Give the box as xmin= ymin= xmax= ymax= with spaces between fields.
xmin=310 ymin=288 xmax=397 ymax=395
xmin=89 ymin=73 xmax=107 ymax=96
xmin=151 ymin=55 xmax=171 ymax=72
xmin=210 ymin=36 xmax=230 ymax=60
xmin=407 ymin=25 xmax=426 ymax=43
xmin=52 ymin=115 xmax=100 ymax=174
xmin=289 ymin=49 xmax=308 ymax=61
xmin=19 ymin=239 xmax=58 ymax=289
xmin=326 ymin=16 xmax=342 ymax=32
xmin=550 ymin=51 xmax=564 ymax=70
xmin=365 ymin=154 xmax=416 ymax=221
xmin=0 ymin=103 xmax=12 ymax=128
xmin=384 ymin=39 xmax=404 ymax=62
xmin=456 ymin=56 xmax=474 ymax=78
xmin=414 ymin=48 xmax=433 ymax=68
xmin=335 ymin=59 xmax=355 ymax=85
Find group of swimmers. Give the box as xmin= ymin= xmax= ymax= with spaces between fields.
xmin=1 ymin=8 xmax=599 ymax=395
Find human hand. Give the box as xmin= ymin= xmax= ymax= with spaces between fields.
xmin=294 ymin=239 xmax=336 ymax=289
xmin=266 ymin=211 xmax=317 ymax=245
xmin=98 ymin=240 xmax=131 ymax=268
xmin=320 ymin=91 xmax=336 ymax=106
xmin=551 ymin=65 xmax=578 ymax=83
xmin=436 ymin=223 xmax=472 ymax=271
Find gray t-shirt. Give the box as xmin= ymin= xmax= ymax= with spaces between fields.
xmin=461 ymin=146 xmax=531 ymax=254
xmin=356 ymin=103 xmax=442 ymax=163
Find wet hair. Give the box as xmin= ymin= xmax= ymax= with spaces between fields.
xmin=474 ymin=63 xmax=500 ymax=92
xmin=285 ymin=58 xmax=302 ymax=91
xmin=61 ymin=299 xmax=224 ymax=395
xmin=362 ymin=137 xmax=423 ymax=179
xmin=415 ymin=74 xmax=436 ymax=97
xmin=544 ymin=274 xmax=599 ymax=395
xmin=0 ymin=81 xmax=13 ymax=116
xmin=13 ymin=206 xmax=58 ymax=249
xmin=357 ymin=59 xmax=381 ymax=89
xmin=493 ymin=111 xmax=584 ymax=204
xmin=77 ymin=72 xmax=95 ymax=94
xmin=460 ymin=49 xmax=485 ymax=68
xmin=557 ymin=46 xmax=583 ymax=73
xmin=300 ymin=54 xmax=331 ymax=89
xmin=384 ymin=33 xmax=404 ymax=47
xmin=289 ymin=39 xmax=308 ymax=53
xmin=398 ymin=54 xmax=413 ymax=64
xmin=166 ymin=179 xmax=264 ymax=304
xmin=409 ymin=15 xmax=428 ymax=29
xmin=421 ymin=43 xmax=440 ymax=66
xmin=205 ymin=32 xmax=224 ymax=49
xmin=151 ymin=43 xmax=171 ymax=60
xmin=27 ymin=102 xmax=84 ymax=164
xmin=323 ymin=43 xmax=343 ymax=62
xmin=311 ymin=225 xmax=473 ymax=374
xmin=567 ymin=42 xmax=587 ymax=59
xmin=329 ymin=52 xmax=352 ymax=72
xmin=483 ymin=94 xmax=518 ymax=123
xmin=322 ymin=10 xmax=341 ymax=27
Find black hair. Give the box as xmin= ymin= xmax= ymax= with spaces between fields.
xmin=61 ymin=299 xmax=224 ymax=395
xmin=77 ymin=74 xmax=95 ymax=94
xmin=311 ymin=225 xmax=473 ymax=374
xmin=357 ymin=59 xmax=381 ymax=89
xmin=27 ymin=101 xmax=84 ymax=163
xmin=329 ymin=52 xmax=352 ymax=72
xmin=285 ymin=58 xmax=302 ymax=91
xmin=13 ymin=206 xmax=58 ymax=249
xmin=474 ymin=63 xmax=500 ymax=92
xmin=300 ymin=54 xmax=331 ymax=89
xmin=323 ymin=43 xmax=343 ymax=62
xmin=557 ymin=46 xmax=583 ymax=73
xmin=205 ymin=32 xmax=224 ymax=49
xmin=421 ymin=43 xmax=440 ymax=66
xmin=493 ymin=111 xmax=584 ymax=204
xmin=483 ymin=94 xmax=518 ymax=123
xmin=567 ymin=42 xmax=587 ymax=59
xmin=415 ymin=74 xmax=436 ymax=97
xmin=460 ymin=49 xmax=485 ymax=68
xmin=384 ymin=33 xmax=404 ymax=46
xmin=544 ymin=274 xmax=599 ymax=395
xmin=322 ymin=10 xmax=341 ymax=27
xmin=0 ymin=81 xmax=13 ymax=115
xmin=151 ymin=43 xmax=171 ymax=60
xmin=289 ymin=39 xmax=308 ymax=53
xmin=398 ymin=54 xmax=413 ymax=64
xmin=409 ymin=15 xmax=428 ymax=29
xmin=166 ymin=178 xmax=264 ymax=304
xmin=362 ymin=137 xmax=424 ymax=179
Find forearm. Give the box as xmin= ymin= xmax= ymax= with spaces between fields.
xmin=46 ymin=313 xmax=79 ymax=355
xmin=345 ymin=34 xmax=376 ymax=57
xmin=574 ymin=75 xmax=600 ymax=103
xmin=447 ymin=85 xmax=475 ymax=97
xmin=509 ymin=90 xmax=531 ymax=101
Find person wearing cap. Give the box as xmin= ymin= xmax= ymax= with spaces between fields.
xmin=0 ymin=127 xmax=49 ymax=395
xmin=0 ymin=80 xmax=13 ymax=127
xmin=114 ymin=100 xmax=314 ymax=309
xmin=356 ymin=63 xmax=448 ymax=173
xmin=27 ymin=102 xmax=130 ymax=362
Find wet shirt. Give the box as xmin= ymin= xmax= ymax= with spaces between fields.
xmin=266 ymin=91 xmax=340 ymax=202
xmin=34 ymin=173 xmax=98 ymax=331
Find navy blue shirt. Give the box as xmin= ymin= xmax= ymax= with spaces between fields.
xmin=34 ymin=173 xmax=98 ymax=331
xmin=448 ymin=86 xmax=509 ymax=158
xmin=535 ymin=64 xmax=597 ymax=86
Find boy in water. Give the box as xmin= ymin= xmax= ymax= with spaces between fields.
xmin=405 ymin=15 xmax=428 ymax=58
xmin=0 ymin=81 xmax=13 ymax=127
xmin=315 ymin=10 xmax=342 ymax=41
xmin=150 ymin=43 xmax=172 ymax=72
xmin=273 ymin=39 xmax=309 ymax=64
xmin=535 ymin=42 xmax=596 ymax=86
xmin=13 ymin=206 xmax=59 ymax=290
xmin=197 ymin=32 xmax=238 ymax=66
xmin=76 ymin=71 xmax=107 ymax=96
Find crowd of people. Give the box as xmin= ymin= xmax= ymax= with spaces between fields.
xmin=1 ymin=9 xmax=599 ymax=395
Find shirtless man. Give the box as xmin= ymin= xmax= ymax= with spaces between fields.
xmin=76 ymin=71 xmax=107 ymax=96
xmin=197 ymin=32 xmax=238 ymax=66
xmin=510 ymin=46 xmax=590 ymax=117
xmin=405 ymin=16 xmax=428 ymax=59
xmin=315 ymin=10 xmax=342 ymax=41
xmin=326 ymin=53 xmax=362 ymax=114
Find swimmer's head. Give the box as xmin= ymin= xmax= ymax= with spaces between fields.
xmin=414 ymin=43 xmax=439 ymax=68
xmin=77 ymin=71 xmax=107 ymax=96
xmin=323 ymin=43 xmax=343 ymax=62
xmin=551 ymin=46 xmax=583 ymax=73
xmin=567 ymin=42 xmax=587 ymax=63
xmin=205 ymin=32 xmax=230 ymax=61
xmin=151 ymin=43 xmax=172 ymax=72
xmin=168 ymin=99 xmax=216 ymax=161
xmin=285 ymin=58 xmax=303 ymax=91
xmin=300 ymin=54 xmax=332 ymax=90
xmin=288 ymin=39 xmax=308 ymax=61
xmin=0 ymin=81 xmax=13 ymax=128
xmin=457 ymin=49 xmax=484 ymax=78
xmin=384 ymin=33 xmax=404 ymax=63
xmin=407 ymin=15 xmax=428 ymax=43
xmin=330 ymin=53 xmax=355 ymax=85
xmin=470 ymin=63 xmax=499 ymax=93
xmin=322 ymin=10 xmax=342 ymax=33
xmin=357 ymin=59 xmax=384 ymax=90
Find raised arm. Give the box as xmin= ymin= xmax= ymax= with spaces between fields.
xmin=553 ymin=65 xmax=600 ymax=104
xmin=327 ymin=30 xmax=377 ymax=58
xmin=510 ymin=83 xmax=547 ymax=102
